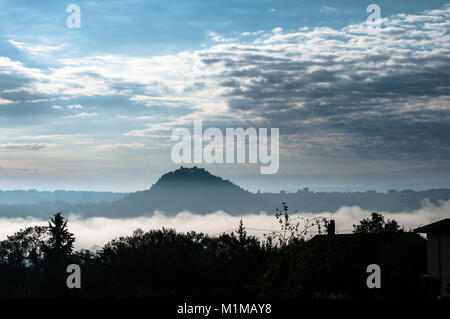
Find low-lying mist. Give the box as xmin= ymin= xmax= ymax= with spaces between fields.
xmin=0 ymin=199 xmax=448 ymax=250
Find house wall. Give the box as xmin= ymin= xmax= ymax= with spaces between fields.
xmin=427 ymin=235 xmax=439 ymax=277
xmin=427 ymin=234 xmax=450 ymax=297
xmin=441 ymin=235 xmax=450 ymax=297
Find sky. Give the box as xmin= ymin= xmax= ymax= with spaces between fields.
xmin=0 ymin=0 xmax=449 ymax=192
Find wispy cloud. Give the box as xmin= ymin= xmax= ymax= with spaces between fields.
xmin=63 ymin=112 xmax=98 ymax=119
xmin=0 ymin=98 xmax=15 ymax=105
xmin=320 ymin=6 xmax=338 ymax=13
xmin=8 ymin=40 xmax=66 ymax=55
xmin=88 ymin=143 xmax=150 ymax=151
xmin=0 ymin=143 xmax=47 ymax=151
xmin=67 ymin=104 xmax=83 ymax=110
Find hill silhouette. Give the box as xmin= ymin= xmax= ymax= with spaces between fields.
xmin=110 ymin=166 xmax=268 ymax=216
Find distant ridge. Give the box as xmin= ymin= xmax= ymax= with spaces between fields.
xmin=1 ymin=167 xmax=450 ymax=217
xmin=0 ymin=189 xmax=126 ymax=205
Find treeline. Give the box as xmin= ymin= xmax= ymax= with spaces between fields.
xmin=261 ymin=188 xmax=450 ymax=213
xmin=0 ymin=206 xmax=426 ymax=298
xmin=0 ymin=190 xmax=126 ymax=205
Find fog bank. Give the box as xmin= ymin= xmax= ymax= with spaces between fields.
xmin=0 ymin=200 xmax=448 ymax=250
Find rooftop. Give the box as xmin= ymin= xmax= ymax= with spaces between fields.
xmin=414 ymin=219 xmax=450 ymax=235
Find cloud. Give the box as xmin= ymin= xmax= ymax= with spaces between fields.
xmin=67 ymin=104 xmax=83 ymax=110
xmin=320 ymin=6 xmax=338 ymax=13
xmin=0 ymin=143 xmax=47 ymax=151
xmin=63 ymin=112 xmax=98 ymax=119
xmin=197 ymin=7 xmax=450 ymax=161
xmin=0 ymin=98 xmax=15 ymax=105
xmin=0 ymin=200 xmax=448 ymax=250
xmin=208 ymin=31 xmax=236 ymax=43
xmin=8 ymin=40 xmax=65 ymax=55
xmin=88 ymin=143 xmax=150 ymax=151
xmin=17 ymin=134 xmax=81 ymax=140
xmin=0 ymin=5 xmax=449 ymax=166
xmin=130 ymin=95 xmax=196 ymax=108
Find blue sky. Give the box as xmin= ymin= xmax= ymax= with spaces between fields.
xmin=0 ymin=0 xmax=449 ymax=192
xmin=1 ymin=0 xmax=447 ymax=56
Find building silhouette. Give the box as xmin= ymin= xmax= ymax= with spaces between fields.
xmin=415 ymin=219 xmax=450 ymax=298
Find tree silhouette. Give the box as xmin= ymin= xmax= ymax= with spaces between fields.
xmin=237 ymin=219 xmax=247 ymax=247
xmin=44 ymin=212 xmax=75 ymax=264
xmin=0 ymin=226 xmax=48 ymax=269
xmin=353 ymin=212 xmax=402 ymax=234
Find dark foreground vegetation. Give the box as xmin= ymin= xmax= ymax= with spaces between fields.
xmin=0 ymin=204 xmax=426 ymax=298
